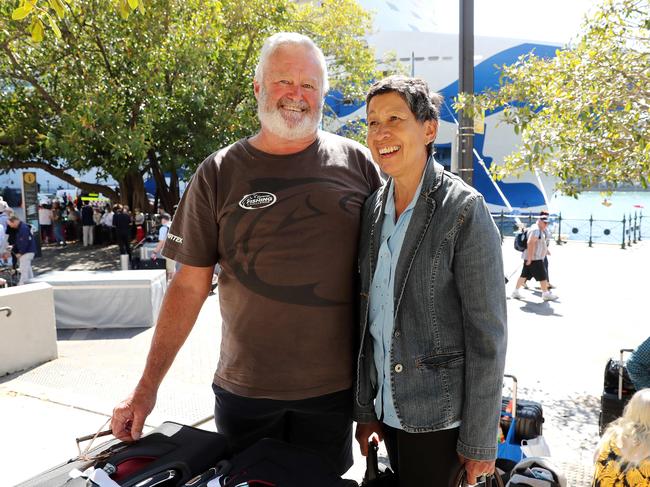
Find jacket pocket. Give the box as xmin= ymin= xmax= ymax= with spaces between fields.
xmin=416 ymin=351 xmax=464 ymax=369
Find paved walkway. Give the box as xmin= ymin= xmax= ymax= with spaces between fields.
xmin=1 ymin=238 xmax=648 ymax=486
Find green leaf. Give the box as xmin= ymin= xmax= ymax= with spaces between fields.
xmin=31 ymin=18 xmax=45 ymax=42
xmin=48 ymin=0 xmax=66 ymax=19
xmin=118 ymin=0 xmax=131 ymax=19
xmin=127 ymin=0 xmax=139 ymax=9
xmin=45 ymin=12 xmax=62 ymax=38
xmin=12 ymin=5 xmax=33 ymax=20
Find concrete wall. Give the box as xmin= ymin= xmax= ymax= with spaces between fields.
xmin=0 ymin=282 xmax=58 ymax=376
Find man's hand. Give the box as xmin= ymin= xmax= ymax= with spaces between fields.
xmin=354 ymin=421 xmax=384 ymax=456
xmin=459 ymin=454 xmax=496 ymax=485
xmin=111 ymin=384 xmax=157 ymax=442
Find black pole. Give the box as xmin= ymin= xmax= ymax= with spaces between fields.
xmin=458 ymin=0 xmax=474 ymax=187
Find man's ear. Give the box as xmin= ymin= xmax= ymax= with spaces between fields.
xmin=253 ymin=80 xmax=261 ymax=100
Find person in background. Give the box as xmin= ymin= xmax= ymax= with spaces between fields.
xmin=627 ymin=337 xmax=650 ymax=391
xmin=134 ymin=208 xmax=146 ymax=242
xmin=100 ymin=204 xmax=114 ymax=244
xmin=6 ymin=216 xmax=36 ymax=285
xmin=66 ymin=202 xmax=81 ymax=243
xmin=51 ymin=200 xmax=66 ymax=245
xmin=354 ymin=76 xmax=507 ymax=486
xmin=150 ymin=213 xmax=170 ymax=260
xmin=113 ymin=204 xmax=132 ymax=258
xmin=511 ymin=213 xmax=559 ymax=302
xmin=81 ymin=200 xmax=95 ymax=247
xmin=593 ymin=388 xmax=650 ymax=486
xmin=38 ymin=203 xmax=53 ymax=244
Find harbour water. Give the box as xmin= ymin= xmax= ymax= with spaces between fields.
xmin=493 ymin=191 xmax=649 ymax=244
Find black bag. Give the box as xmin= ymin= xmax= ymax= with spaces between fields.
xmin=500 ymin=398 xmax=544 ymax=442
xmin=513 ymin=229 xmax=528 ymax=252
xmin=17 ymin=422 xmax=229 ymax=487
xmin=132 ymin=256 xmax=167 ymax=270
xmin=603 ymin=357 xmax=635 ymax=395
xmin=220 ymin=438 xmax=357 ymax=487
xmin=361 ymin=439 xmax=397 ymax=487
xmin=599 ymin=349 xmax=636 ymax=435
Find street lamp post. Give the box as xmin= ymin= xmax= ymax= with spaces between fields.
xmin=458 ymin=0 xmax=474 ymax=187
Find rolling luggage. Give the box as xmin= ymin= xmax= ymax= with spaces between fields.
xmin=17 ymin=422 xmax=229 ymax=487
xmin=500 ymin=375 xmax=544 ymax=444
xmin=599 ymin=348 xmax=636 ymax=435
xmin=212 ymin=438 xmax=357 ymax=487
xmin=498 ymin=375 xmax=545 ymax=463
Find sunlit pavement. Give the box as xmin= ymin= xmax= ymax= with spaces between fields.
xmin=1 ymin=238 xmax=648 ymax=486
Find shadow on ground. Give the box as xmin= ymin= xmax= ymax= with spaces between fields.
xmin=56 ymin=328 xmax=150 ymax=341
xmin=34 ymin=244 xmax=121 ymax=274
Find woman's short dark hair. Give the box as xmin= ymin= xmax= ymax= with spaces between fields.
xmin=366 ymin=75 xmax=443 ymax=156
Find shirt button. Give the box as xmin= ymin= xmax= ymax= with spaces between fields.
xmin=394 ymin=364 xmax=403 ymax=373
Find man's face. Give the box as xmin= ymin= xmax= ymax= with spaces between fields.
xmin=254 ymin=45 xmax=324 ymax=140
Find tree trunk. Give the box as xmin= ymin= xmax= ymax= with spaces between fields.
xmin=148 ymin=151 xmax=179 ymax=213
xmin=119 ymin=169 xmax=152 ymax=213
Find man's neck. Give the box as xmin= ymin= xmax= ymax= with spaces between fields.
xmin=249 ymin=128 xmax=318 ymax=155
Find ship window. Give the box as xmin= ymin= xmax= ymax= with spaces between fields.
xmin=414 ymin=57 xmax=425 ymax=61
xmin=442 ymin=56 xmax=453 ymax=60
xmin=428 ymin=56 xmax=439 ymax=61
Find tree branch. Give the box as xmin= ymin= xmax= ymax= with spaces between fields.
xmin=7 ymin=159 xmax=119 ymax=201
xmin=1 ymin=44 xmax=62 ymax=114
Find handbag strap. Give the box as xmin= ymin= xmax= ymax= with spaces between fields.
xmin=453 ymin=466 xmax=505 ymax=487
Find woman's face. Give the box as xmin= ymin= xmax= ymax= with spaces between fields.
xmin=366 ymin=91 xmax=437 ymax=180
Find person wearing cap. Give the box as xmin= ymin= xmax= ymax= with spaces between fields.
xmin=512 ymin=213 xmax=559 ymax=301
xmin=150 ymin=213 xmax=171 ymax=259
xmin=6 ymin=216 xmax=37 ymax=285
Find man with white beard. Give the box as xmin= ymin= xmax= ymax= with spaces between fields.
xmin=111 ymin=32 xmax=381 ymax=474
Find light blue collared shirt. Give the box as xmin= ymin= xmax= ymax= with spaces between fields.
xmin=368 ymin=174 xmax=424 ymax=428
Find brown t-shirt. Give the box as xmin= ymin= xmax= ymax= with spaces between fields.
xmin=163 ymin=131 xmax=381 ymax=400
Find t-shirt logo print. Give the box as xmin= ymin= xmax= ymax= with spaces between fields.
xmin=238 ymin=192 xmax=277 ymax=210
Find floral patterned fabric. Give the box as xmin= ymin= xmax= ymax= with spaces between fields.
xmin=593 ymin=438 xmax=650 ymax=486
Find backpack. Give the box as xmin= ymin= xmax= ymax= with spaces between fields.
xmin=514 ymin=228 xmax=528 ymax=252
xmin=506 ymin=457 xmax=566 ymax=487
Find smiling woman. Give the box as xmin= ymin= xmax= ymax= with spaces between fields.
xmin=354 ymin=75 xmax=508 ymax=486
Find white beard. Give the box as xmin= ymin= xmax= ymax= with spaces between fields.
xmin=257 ymin=86 xmax=322 ymax=140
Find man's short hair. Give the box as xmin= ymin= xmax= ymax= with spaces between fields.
xmin=160 ymin=213 xmax=171 ymax=221
xmin=366 ymin=75 xmax=443 ymax=157
xmin=8 ymin=215 xmax=20 ymax=223
xmin=254 ymin=32 xmax=329 ymax=94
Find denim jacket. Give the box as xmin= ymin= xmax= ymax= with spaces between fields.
xmin=354 ymin=157 xmax=507 ymax=461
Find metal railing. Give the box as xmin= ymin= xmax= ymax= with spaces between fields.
xmin=491 ymin=211 xmax=645 ymax=249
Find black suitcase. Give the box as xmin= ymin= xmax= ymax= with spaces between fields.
xmin=17 ymin=422 xmax=229 ymax=487
xmin=218 ymin=438 xmax=358 ymax=487
xmin=500 ymin=397 xmax=544 ymax=442
xmin=132 ymin=256 xmax=167 ymax=270
xmin=599 ymin=349 xmax=636 ymax=435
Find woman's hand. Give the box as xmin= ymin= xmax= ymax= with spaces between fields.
xmin=458 ymin=454 xmax=496 ymax=485
xmin=354 ymin=421 xmax=384 ymax=456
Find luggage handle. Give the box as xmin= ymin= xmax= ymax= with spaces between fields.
xmin=453 ymin=466 xmax=505 ymax=487
xmin=619 ymin=348 xmax=634 ymax=400
xmin=503 ymin=374 xmax=518 ymax=420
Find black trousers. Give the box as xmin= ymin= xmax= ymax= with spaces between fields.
xmin=116 ymin=231 xmax=131 ymax=256
xmin=212 ymin=384 xmax=353 ymax=475
xmin=383 ymin=423 xmax=461 ymax=486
